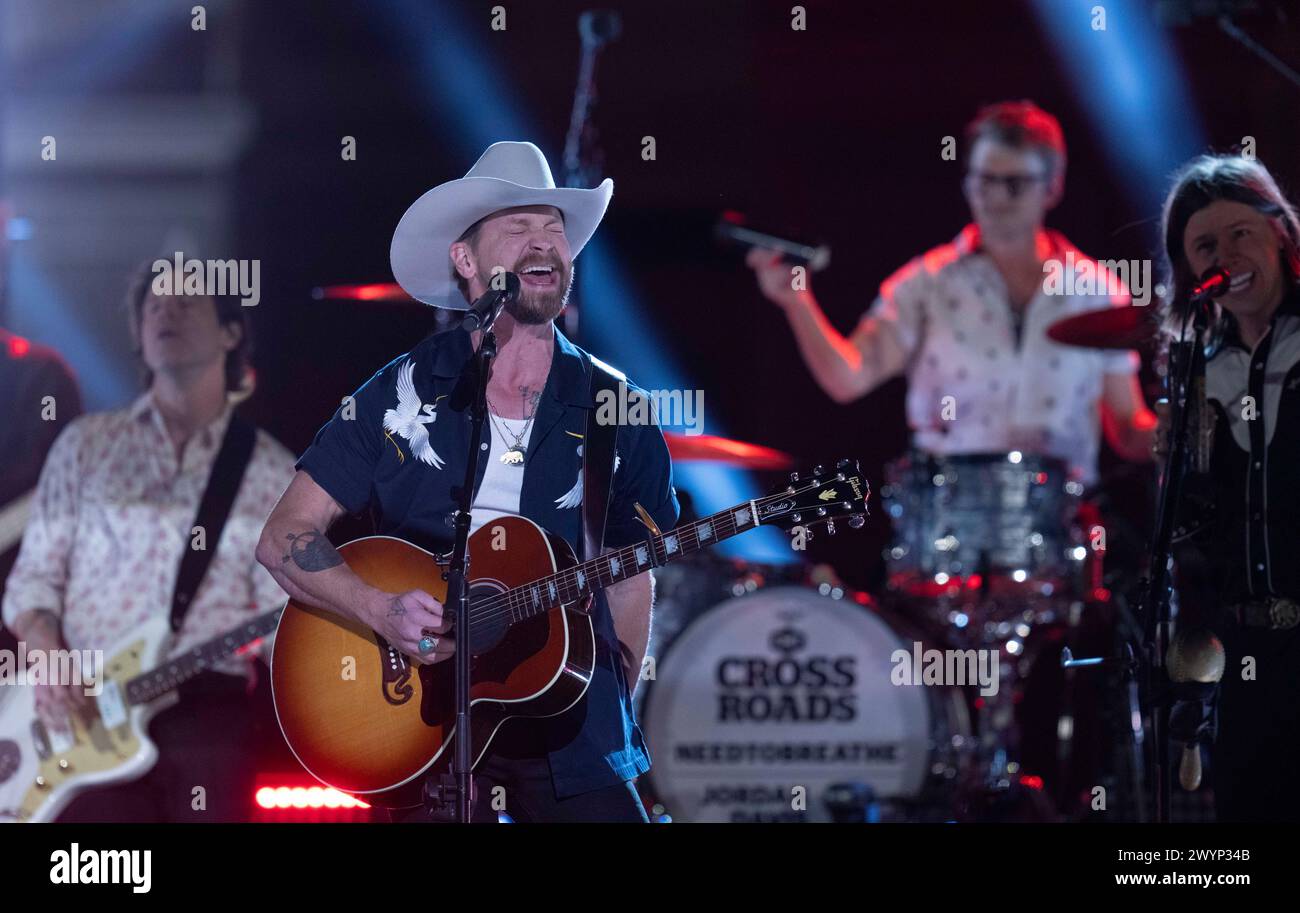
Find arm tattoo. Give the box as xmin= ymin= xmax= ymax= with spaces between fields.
xmin=283 ymin=530 xmax=344 ymax=572
xmin=386 ymin=598 xmax=406 ymax=618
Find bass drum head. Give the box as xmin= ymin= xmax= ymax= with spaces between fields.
xmin=642 ymin=587 xmax=965 ymax=823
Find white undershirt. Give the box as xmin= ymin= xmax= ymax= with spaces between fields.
xmin=469 ymin=413 xmax=534 ymax=535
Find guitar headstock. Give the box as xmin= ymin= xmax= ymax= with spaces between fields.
xmin=754 ymin=458 xmax=870 ymax=540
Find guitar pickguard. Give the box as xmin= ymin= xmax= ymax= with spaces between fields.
xmin=377 ymin=638 xmax=415 ymax=706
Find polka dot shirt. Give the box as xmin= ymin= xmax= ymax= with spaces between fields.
xmin=2 ymin=392 xmax=297 ymax=677
xmin=862 ymin=224 xmax=1139 ymax=482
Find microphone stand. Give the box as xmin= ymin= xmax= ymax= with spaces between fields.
xmin=1061 ymin=288 xmax=1215 ymax=822
xmin=559 ymin=9 xmax=620 ymax=343
xmin=421 ymin=295 xmax=508 ymax=824
xmin=1134 ymin=292 xmax=1211 ymax=823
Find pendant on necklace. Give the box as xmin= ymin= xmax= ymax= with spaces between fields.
xmin=500 ymin=447 xmax=526 ymax=466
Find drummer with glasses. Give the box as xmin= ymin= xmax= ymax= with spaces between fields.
xmin=747 ymin=100 xmax=1158 ymax=485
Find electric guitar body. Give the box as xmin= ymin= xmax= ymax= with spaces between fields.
xmin=0 ymin=608 xmax=282 ymax=823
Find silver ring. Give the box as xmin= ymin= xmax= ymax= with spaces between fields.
xmin=418 ymin=635 xmax=439 ymax=653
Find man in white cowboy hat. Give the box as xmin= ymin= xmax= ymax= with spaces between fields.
xmin=258 ymin=141 xmax=679 ymax=822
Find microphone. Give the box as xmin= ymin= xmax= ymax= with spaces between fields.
xmin=715 ymin=213 xmax=831 ymax=272
xmin=1166 ymin=628 xmax=1225 ymax=791
xmin=1189 ymin=267 xmax=1230 ymax=300
xmin=579 ymin=9 xmax=622 ymax=47
xmin=461 ymin=272 xmax=521 ymax=332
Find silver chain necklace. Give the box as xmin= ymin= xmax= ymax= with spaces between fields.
xmin=485 ymin=397 xmax=536 ymax=466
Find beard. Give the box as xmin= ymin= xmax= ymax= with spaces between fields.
xmin=505 ymin=262 xmax=574 ymax=325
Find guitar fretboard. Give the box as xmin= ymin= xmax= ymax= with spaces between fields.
xmin=124 ymin=608 xmax=283 ymax=706
xmin=468 ymin=500 xmax=768 ymax=631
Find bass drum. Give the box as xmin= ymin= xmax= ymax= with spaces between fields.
xmin=636 ymin=556 xmax=808 ymax=722
xmin=641 ymin=587 xmax=970 ymax=822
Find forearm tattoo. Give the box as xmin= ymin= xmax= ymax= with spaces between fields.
xmin=283 ymin=530 xmax=344 ymax=572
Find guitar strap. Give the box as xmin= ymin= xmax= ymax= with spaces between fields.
xmin=581 ymin=358 xmax=622 ymax=563
xmin=169 ymin=413 xmax=258 ymax=633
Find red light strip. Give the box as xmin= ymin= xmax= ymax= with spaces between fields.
xmin=255 ymin=786 xmax=371 ymax=810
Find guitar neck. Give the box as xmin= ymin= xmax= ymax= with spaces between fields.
xmin=481 ymin=500 xmax=766 ymax=628
xmin=123 ymin=607 xmax=284 ymax=706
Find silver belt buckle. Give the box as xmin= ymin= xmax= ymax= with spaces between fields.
xmin=1268 ymin=598 xmax=1300 ymax=630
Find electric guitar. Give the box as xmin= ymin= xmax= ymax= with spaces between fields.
xmin=0 ymin=609 xmax=281 ymax=823
xmin=270 ymin=460 xmax=869 ymax=807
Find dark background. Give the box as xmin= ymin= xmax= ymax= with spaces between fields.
xmin=9 ymin=0 xmax=1300 ymax=590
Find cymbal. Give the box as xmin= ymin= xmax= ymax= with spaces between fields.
xmin=1046 ymin=305 xmax=1154 ymax=350
xmin=664 ymin=433 xmax=795 ymax=469
xmin=312 ymin=282 xmax=414 ymax=303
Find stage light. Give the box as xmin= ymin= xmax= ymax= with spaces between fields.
xmin=1031 ymin=0 xmax=1207 ymax=215
xmin=368 ymin=0 xmax=791 ymax=563
xmin=6 ymin=257 xmax=136 ymax=409
xmin=254 ymin=785 xmax=371 ymax=811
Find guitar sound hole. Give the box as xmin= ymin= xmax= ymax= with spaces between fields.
xmin=467 ymin=583 xmax=511 ymax=654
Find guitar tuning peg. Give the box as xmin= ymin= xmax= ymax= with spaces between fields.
xmin=848 ymin=513 xmax=866 ymax=529
xmin=790 ymin=471 xmax=801 ymax=483
xmin=813 ymin=464 xmax=825 ymax=476
xmin=826 ymin=519 xmax=836 ymax=535
xmin=836 ymin=457 xmax=851 ymax=470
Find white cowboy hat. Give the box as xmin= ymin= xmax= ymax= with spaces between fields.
xmin=390 ymin=141 xmax=613 ymax=309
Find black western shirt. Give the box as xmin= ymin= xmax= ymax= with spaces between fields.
xmin=1187 ymin=292 xmax=1300 ymax=606
xmin=296 ymin=325 xmax=679 ymax=797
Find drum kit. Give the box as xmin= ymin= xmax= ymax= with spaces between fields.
xmin=316 ymin=281 xmax=1151 ymax=823
xmin=637 ymin=445 xmax=1121 ymax=823
xmin=638 ymin=304 xmax=1154 ymax=824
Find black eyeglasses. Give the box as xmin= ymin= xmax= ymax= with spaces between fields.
xmin=964 ymin=171 xmax=1049 ymax=199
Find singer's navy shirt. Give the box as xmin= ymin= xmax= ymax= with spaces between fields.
xmin=296 ymin=325 xmax=679 ymax=798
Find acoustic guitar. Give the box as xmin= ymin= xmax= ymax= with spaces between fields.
xmin=271 ymin=460 xmax=869 ymax=807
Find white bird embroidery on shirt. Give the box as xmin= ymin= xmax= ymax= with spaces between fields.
xmin=555 ymin=443 xmax=620 ymax=509
xmin=383 ymin=360 xmax=445 ymax=469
